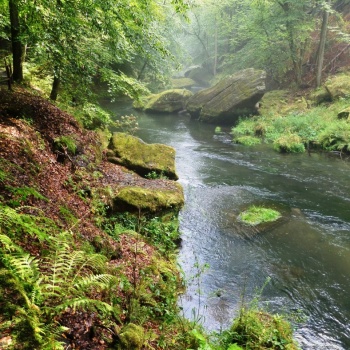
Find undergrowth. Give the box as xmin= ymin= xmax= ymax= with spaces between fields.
xmin=232 ymin=97 xmax=350 ymax=154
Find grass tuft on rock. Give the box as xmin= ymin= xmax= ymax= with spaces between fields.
xmin=239 ymin=206 xmax=281 ymax=226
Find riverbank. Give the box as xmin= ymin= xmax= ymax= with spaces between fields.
xmin=232 ymin=74 xmax=350 ymax=156
xmin=0 ymin=86 xmax=300 ymax=349
xmin=0 ymin=86 xmax=189 ymax=349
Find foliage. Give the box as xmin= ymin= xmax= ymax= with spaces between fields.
xmin=114 ymin=115 xmax=139 ymax=135
xmin=53 ymin=135 xmax=77 ymax=155
xmin=273 ymin=133 xmax=306 ymax=153
xmin=231 ymin=93 xmax=350 ymax=155
xmin=234 ymin=135 xmax=262 ymax=146
xmin=73 ymin=103 xmax=115 ymax=130
xmin=0 ymin=226 xmax=120 ymax=348
xmin=238 ymin=206 xmax=281 ymax=226
xmin=145 ymin=170 xmax=169 ymax=180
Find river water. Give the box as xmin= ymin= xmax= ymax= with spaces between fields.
xmin=108 ymin=102 xmax=350 ymax=349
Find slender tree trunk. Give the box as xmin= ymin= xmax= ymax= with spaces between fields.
xmin=213 ymin=20 xmax=218 ymax=76
xmin=9 ymin=0 xmax=23 ymax=82
xmin=50 ymin=69 xmax=61 ymax=101
xmin=137 ymin=60 xmax=148 ymax=80
xmin=316 ymin=4 xmax=329 ymax=88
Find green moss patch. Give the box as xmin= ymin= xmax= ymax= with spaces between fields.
xmin=108 ymin=132 xmax=178 ymax=180
xmin=239 ymin=206 xmax=281 ymax=226
xmin=114 ymin=185 xmax=184 ymax=213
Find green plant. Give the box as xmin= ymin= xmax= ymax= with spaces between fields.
xmin=219 ymin=278 xmax=299 ymax=350
xmin=318 ymin=121 xmax=350 ymax=152
xmin=145 ymin=170 xmax=169 ymax=180
xmin=273 ymin=134 xmax=305 ymax=153
xmin=238 ymin=206 xmax=281 ymax=226
xmin=6 ymin=186 xmax=48 ymax=207
xmin=53 ymin=135 xmax=77 ymax=155
xmin=234 ymin=135 xmax=261 ymax=146
xmin=114 ymin=115 xmax=139 ymax=135
xmin=0 ymin=231 xmax=121 ymax=348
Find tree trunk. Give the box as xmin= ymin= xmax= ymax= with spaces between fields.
xmin=9 ymin=0 xmax=23 ymax=82
xmin=50 ymin=71 xmax=61 ymax=101
xmin=316 ymin=4 xmax=329 ymax=88
xmin=213 ymin=21 xmax=218 ymax=76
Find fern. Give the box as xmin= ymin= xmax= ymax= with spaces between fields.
xmin=0 ymin=232 xmax=121 ymax=347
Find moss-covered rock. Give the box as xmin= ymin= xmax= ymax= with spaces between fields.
xmin=186 ymin=68 xmax=266 ymax=124
xmin=184 ymin=66 xmax=213 ymax=86
xmin=108 ymin=132 xmax=178 ymax=180
xmin=118 ymin=323 xmax=144 ymax=350
xmin=134 ymin=89 xmax=193 ymax=113
xmin=113 ymin=185 xmax=184 ymax=213
xmin=308 ymin=87 xmax=332 ymax=106
xmin=324 ymin=72 xmax=350 ymax=100
xmin=259 ymin=90 xmax=308 ymax=116
xmin=171 ymin=77 xmax=196 ymax=89
xmin=338 ymin=107 xmax=350 ymax=120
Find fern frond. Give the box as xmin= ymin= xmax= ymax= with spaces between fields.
xmin=6 ymin=252 xmax=40 ymax=281
xmin=56 ymin=297 xmax=115 ymax=315
xmin=74 ymin=274 xmax=119 ymax=291
xmin=0 ymin=233 xmax=20 ymax=252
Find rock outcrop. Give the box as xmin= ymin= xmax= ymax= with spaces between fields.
xmin=108 ymin=132 xmax=178 ymax=180
xmin=114 ymin=185 xmax=184 ymax=213
xmin=186 ymin=68 xmax=266 ymax=124
xmin=184 ymin=66 xmax=213 ymax=87
xmin=134 ymin=89 xmax=193 ymax=113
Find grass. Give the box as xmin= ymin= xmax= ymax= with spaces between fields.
xmin=238 ymin=206 xmax=281 ymax=226
xmin=231 ymin=96 xmax=350 ymax=154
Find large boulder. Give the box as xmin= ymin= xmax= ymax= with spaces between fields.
xmin=184 ymin=66 xmax=213 ymax=87
xmin=134 ymin=89 xmax=193 ymax=113
xmin=186 ymin=68 xmax=266 ymax=124
xmin=108 ymin=132 xmax=178 ymax=180
xmin=324 ymin=72 xmax=350 ymax=100
xmin=114 ymin=185 xmax=184 ymax=213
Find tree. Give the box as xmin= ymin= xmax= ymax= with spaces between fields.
xmin=8 ymin=0 xmax=23 ymax=81
xmin=316 ymin=0 xmax=331 ymax=87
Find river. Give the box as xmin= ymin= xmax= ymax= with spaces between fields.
xmin=107 ymin=101 xmax=350 ymax=349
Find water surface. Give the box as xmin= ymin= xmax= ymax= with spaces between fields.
xmin=108 ymin=102 xmax=350 ymax=349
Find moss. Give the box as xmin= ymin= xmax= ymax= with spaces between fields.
xmin=118 ymin=323 xmax=145 ymax=350
xmin=53 ymin=135 xmax=77 ymax=155
xmin=114 ymin=185 xmax=184 ymax=213
xmin=273 ymin=133 xmax=305 ymax=153
xmin=171 ymin=78 xmax=196 ymax=89
xmin=229 ymin=310 xmax=299 ymax=350
xmin=238 ymin=206 xmax=281 ymax=226
xmin=234 ymin=135 xmax=262 ymax=146
xmin=259 ymin=90 xmax=308 ymax=116
xmin=324 ymin=72 xmax=350 ymax=100
xmin=109 ymin=132 xmax=178 ymax=180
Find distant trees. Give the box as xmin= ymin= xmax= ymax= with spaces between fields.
xmin=0 ymin=0 xmax=190 ymax=100
xmin=181 ymin=0 xmax=347 ymax=87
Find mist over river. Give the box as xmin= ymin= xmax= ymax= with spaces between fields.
xmin=108 ymin=101 xmax=350 ymax=349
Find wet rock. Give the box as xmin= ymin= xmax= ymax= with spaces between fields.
xmin=108 ymin=132 xmax=178 ymax=180
xmin=186 ymin=68 xmax=266 ymax=124
xmin=134 ymin=89 xmax=193 ymax=113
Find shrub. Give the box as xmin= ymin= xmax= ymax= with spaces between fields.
xmin=234 ymin=135 xmax=261 ymax=146
xmin=273 ymin=134 xmax=305 ymax=153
